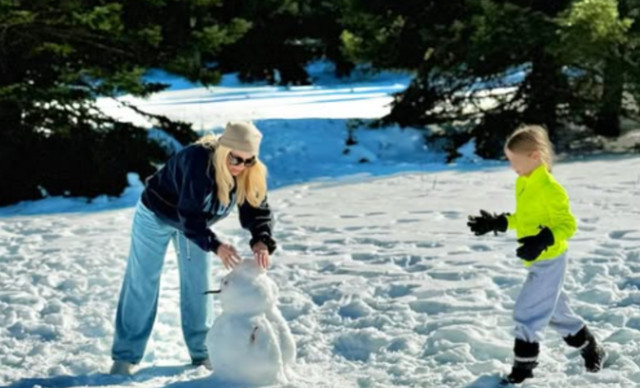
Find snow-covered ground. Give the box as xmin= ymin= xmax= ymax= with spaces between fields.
xmin=1 ymin=64 xmax=640 ymax=387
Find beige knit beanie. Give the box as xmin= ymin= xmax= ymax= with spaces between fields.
xmin=218 ymin=121 xmax=263 ymax=156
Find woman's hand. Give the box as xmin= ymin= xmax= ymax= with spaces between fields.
xmin=252 ymin=241 xmax=270 ymax=269
xmin=216 ymin=243 xmax=241 ymax=270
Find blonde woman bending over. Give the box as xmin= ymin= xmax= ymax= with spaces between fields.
xmin=110 ymin=121 xmax=276 ymax=375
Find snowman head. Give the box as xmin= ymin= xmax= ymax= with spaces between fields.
xmin=218 ymin=259 xmax=278 ymax=315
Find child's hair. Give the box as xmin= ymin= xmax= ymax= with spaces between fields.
xmin=196 ymin=134 xmax=268 ymax=208
xmin=505 ymin=125 xmax=555 ymax=170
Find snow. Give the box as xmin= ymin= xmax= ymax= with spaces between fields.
xmin=1 ymin=63 xmax=640 ymax=387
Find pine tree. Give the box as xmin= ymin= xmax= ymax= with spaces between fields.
xmin=0 ymin=0 xmax=250 ymax=205
xmin=216 ymin=0 xmax=353 ymax=85
xmin=340 ymin=0 xmax=639 ymax=157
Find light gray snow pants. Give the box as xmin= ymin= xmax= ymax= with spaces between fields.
xmin=514 ymin=252 xmax=584 ymax=343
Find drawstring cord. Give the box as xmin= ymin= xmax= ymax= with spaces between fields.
xmin=185 ymin=233 xmax=191 ymax=260
xmin=179 ymin=231 xmax=192 ymax=261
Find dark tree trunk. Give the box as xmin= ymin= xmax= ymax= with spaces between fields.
xmin=595 ymin=57 xmax=624 ymax=137
xmin=0 ymin=98 xmax=42 ymax=206
xmin=522 ymin=50 xmax=565 ymax=138
xmin=0 ymin=99 xmax=22 ymax=133
xmin=0 ymin=65 xmax=22 ymax=134
xmin=595 ymin=0 xmax=627 ymax=138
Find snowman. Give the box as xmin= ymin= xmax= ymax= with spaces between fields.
xmin=205 ymin=259 xmax=296 ymax=386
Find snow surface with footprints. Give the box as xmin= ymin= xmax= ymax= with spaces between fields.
xmin=1 ymin=157 xmax=640 ymax=387
xmin=1 ymin=64 xmax=640 ymax=387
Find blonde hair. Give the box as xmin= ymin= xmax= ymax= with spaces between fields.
xmin=505 ymin=125 xmax=555 ymax=171
xmin=196 ymin=134 xmax=267 ymax=207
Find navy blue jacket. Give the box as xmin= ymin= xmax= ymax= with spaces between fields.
xmin=141 ymin=144 xmax=276 ymax=254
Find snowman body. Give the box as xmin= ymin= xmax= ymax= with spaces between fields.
xmin=206 ymin=260 xmax=295 ymax=385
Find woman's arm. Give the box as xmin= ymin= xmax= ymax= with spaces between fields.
xmin=176 ymin=146 xmax=222 ymax=253
xmin=239 ymin=196 xmax=277 ymax=254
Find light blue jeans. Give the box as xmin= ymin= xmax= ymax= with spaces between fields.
xmin=111 ymin=200 xmax=213 ymax=363
xmin=514 ymin=253 xmax=584 ymax=343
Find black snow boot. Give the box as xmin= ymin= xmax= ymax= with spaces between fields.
xmin=564 ymin=326 xmax=606 ymax=372
xmin=506 ymin=339 xmax=539 ymax=384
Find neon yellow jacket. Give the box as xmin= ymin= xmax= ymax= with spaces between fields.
xmin=506 ymin=164 xmax=577 ymax=266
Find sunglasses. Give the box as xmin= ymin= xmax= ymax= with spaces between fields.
xmin=228 ymin=153 xmax=257 ymax=167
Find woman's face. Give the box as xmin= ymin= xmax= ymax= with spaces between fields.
xmin=226 ymin=149 xmax=255 ymax=177
xmin=505 ymin=147 xmax=541 ymax=177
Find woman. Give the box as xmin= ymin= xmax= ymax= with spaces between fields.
xmin=110 ymin=121 xmax=277 ymax=375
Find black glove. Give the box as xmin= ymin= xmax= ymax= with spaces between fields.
xmin=467 ymin=210 xmax=508 ymax=236
xmin=516 ymin=227 xmax=555 ymax=261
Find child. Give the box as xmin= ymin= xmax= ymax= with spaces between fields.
xmin=467 ymin=125 xmax=605 ymax=384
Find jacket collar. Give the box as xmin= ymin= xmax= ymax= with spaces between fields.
xmin=515 ymin=164 xmax=549 ymax=194
xmin=521 ymin=164 xmax=549 ymax=183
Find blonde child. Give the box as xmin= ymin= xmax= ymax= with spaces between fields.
xmin=467 ymin=125 xmax=605 ymax=384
